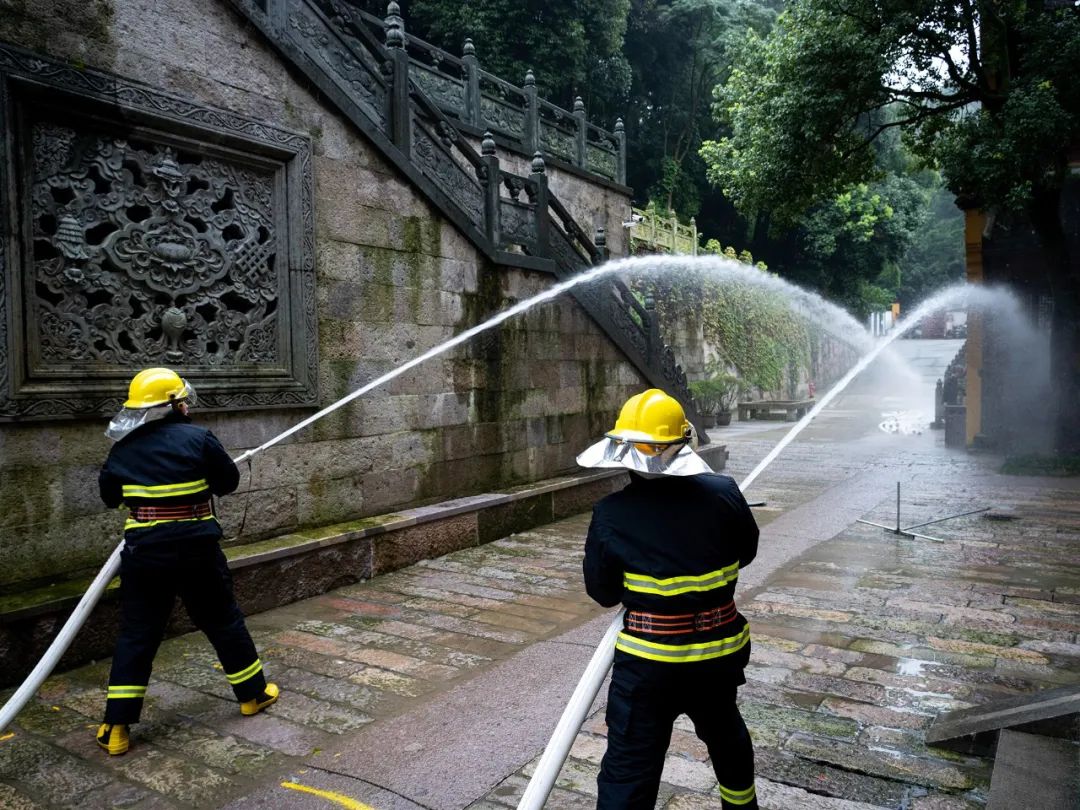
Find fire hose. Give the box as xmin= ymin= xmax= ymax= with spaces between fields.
xmin=0 ymin=258 xmax=635 ymax=735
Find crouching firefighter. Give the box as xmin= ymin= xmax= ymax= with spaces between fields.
xmin=95 ymin=368 xmax=279 ymax=755
xmin=579 ymin=389 xmax=760 ymax=809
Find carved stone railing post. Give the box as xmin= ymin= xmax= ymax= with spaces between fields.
xmin=523 ymin=69 xmax=539 ymax=154
xmin=573 ymin=96 xmax=587 ymax=169
xmin=462 ymin=38 xmax=482 ymax=128
xmin=690 ymin=216 xmax=698 ymax=256
xmin=385 ymin=1 xmax=411 ymax=154
xmin=614 ymin=118 xmax=627 ymax=185
xmin=480 ymin=131 xmax=501 ymax=245
xmin=594 ymin=226 xmax=607 ymax=263
xmin=530 ymin=152 xmax=550 ymax=255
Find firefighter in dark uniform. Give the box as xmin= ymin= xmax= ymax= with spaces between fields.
xmin=95 ymin=367 xmax=279 ymax=755
xmin=578 ymin=389 xmax=759 ymax=809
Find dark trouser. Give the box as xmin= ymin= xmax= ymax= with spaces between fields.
xmin=104 ymin=538 xmax=266 ymax=724
xmin=597 ymin=656 xmax=757 ymax=810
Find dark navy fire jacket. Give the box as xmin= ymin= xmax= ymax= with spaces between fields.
xmin=584 ymin=471 xmax=759 ymax=672
xmin=99 ymin=411 xmax=239 ymax=545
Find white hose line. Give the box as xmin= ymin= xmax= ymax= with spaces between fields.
xmin=0 ymin=543 xmax=123 ymax=733
xmin=517 ymin=457 xmax=778 ymax=806
xmin=517 ymin=609 xmax=624 ymax=810
xmin=0 ymin=452 xmax=255 ymax=734
xmin=0 ymin=260 xmax=643 ymax=735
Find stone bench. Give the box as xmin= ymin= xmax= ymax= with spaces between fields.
xmin=738 ymin=399 xmax=815 ymax=422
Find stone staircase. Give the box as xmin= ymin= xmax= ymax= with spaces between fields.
xmin=228 ymin=0 xmax=705 ymax=436
xmin=926 ymin=685 xmax=1080 ymax=809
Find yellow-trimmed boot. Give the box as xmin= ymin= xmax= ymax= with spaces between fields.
xmin=96 ymin=723 xmax=129 ymax=755
xmin=240 ymin=682 xmax=279 ymax=716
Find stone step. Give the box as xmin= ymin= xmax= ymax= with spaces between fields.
xmin=986 ymin=730 xmax=1080 ymax=810
xmin=926 ymin=685 xmax=1080 ymax=754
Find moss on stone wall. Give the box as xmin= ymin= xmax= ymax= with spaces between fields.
xmin=0 ymin=0 xmax=641 ymax=593
xmin=461 ymin=259 xmax=527 ymax=425
xmin=583 ymin=358 xmax=611 ymax=437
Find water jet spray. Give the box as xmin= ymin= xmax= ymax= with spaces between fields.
xmin=0 ymin=253 xmax=848 ymax=735
xmin=517 ymin=280 xmax=1019 ymax=808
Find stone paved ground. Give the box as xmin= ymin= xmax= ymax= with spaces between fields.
xmin=2 ymin=341 xmax=1078 ymax=809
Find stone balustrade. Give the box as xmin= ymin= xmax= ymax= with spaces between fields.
xmin=350 ymin=4 xmax=626 ymax=185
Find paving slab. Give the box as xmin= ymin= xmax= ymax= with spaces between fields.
xmin=2 ymin=341 xmax=1078 ymax=808
xmin=316 ymin=613 xmax=615 ymax=809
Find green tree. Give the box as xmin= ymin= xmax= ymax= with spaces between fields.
xmin=701 ymin=1 xmax=1080 ymax=222
xmin=701 ymin=0 xmax=1080 ymax=448
xmin=896 ymin=184 xmax=966 ymax=310
xmin=407 ymin=0 xmax=633 ymax=107
xmin=621 ymin=0 xmax=774 ymax=215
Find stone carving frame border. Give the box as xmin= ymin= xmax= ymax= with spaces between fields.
xmin=0 ymin=42 xmax=318 ymax=420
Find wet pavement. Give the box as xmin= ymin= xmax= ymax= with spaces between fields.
xmin=2 ymin=340 xmax=1078 ymax=809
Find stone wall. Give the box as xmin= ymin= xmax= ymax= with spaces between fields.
xmin=663 ymin=308 xmax=860 ymax=401
xmin=0 ymin=0 xmax=641 ymax=590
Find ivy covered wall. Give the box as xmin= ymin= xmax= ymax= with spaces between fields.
xmin=644 ymin=264 xmax=860 ymax=402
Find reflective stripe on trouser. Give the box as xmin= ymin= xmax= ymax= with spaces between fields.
xmin=226 ymin=658 xmax=263 ymax=686
xmin=623 ymin=562 xmax=739 ymax=596
xmin=719 ymin=783 xmax=757 ymax=806
xmin=106 ymin=685 xmax=147 ymax=700
xmin=615 ymin=625 xmax=750 ymax=663
xmin=598 ymin=661 xmax=756 ymax=809
xmin=104 ymin=540 xmax=267 ymax=724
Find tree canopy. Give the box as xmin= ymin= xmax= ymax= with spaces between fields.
xmin=701 ymin=0 xmax=1080 ymax=223
xmin=386 ymin=0 xmax=975 ymax=313
xmin=407 ymin=0 xmax=633 ymax=105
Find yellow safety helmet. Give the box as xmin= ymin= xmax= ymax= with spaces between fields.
xmin=606 ymin=388 xmax=692 ymax=446
xmin=122 ymin=367 xmax=191 ymax=409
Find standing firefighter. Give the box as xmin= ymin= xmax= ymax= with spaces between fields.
xmin=95 ymin=368 xmax=278 ymax=755
xmin=579 ymin=389 xmax=759 ymax=809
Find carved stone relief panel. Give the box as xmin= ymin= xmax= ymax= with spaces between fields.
xmin=412 ymin=119 xmax=484 ymax=227
xmin=499 ymin=199 xmax=537 ymax=249
xmin=0 ymin=44 xmax=317 ymax=419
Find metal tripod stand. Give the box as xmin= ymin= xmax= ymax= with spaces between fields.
xmin=856 ymin=482 xmax=988 ymax=542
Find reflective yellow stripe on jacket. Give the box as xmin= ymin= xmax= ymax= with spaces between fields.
xmin=623 ymin=562 xmax=739 ymax=596
xmin=122 ymin=479 xmax=209 ymax=499
xmin=615 ymin=625 xmax=750 ymax=663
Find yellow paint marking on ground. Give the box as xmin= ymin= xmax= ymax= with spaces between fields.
xmin=0 ymin=732 xmax=15 ymax=742
xmin=280 ymin=781 xmax=376 ymax=810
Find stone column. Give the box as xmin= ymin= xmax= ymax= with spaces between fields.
xmin=573 ymin=96 xmax=587 ymax=169
xmin=480 ymin=132 xmax=501 ymax=245
xmin=523 ymin=70 xmax=539 ymax=154
xmin=614 ymin=118 xmax=627 ymax=186
xmin=462 ymin=39 xmax=482 ymax=128
xmin=385 ymin=2 xmax=411 ymax=155
xmin=594 ymin=226 xmax=607 ymax=263
xmin=530 ymin=152 xmax=549 ymax=252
